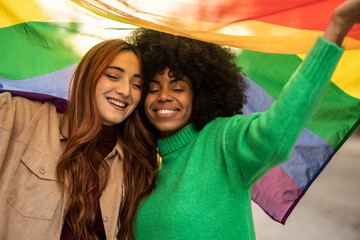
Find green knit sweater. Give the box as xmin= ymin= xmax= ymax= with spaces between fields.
xmin=134 ymin=37 xmax=343 ymax=240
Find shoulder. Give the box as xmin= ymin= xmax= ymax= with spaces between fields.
xmin=0 ymin=92 xmax=46 ymax=115
xmin=202 ymin=115 xmax=248 ymax=131
xmin=0 ymin=91 xmax=59 ymax=113
xmin=197 ymin=113 xmax=263 ymax=145
xmin=193 ymin=115 xmax=248 ymax=141
xmin=0 ymin=92 xmax=61 ymax=136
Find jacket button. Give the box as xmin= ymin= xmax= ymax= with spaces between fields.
xmin=39 ymin=167 xmax=46 ymax=174
xmin=104 ymin=216 xmax=109 ymax=222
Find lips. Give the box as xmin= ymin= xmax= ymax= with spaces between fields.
xmin=107 ymin=97 xmax=128 ymax=108
xmin=156 ymin=109 xmax=179 ymax=114
xmin=153 ymin=106 xmax=180 ymax=118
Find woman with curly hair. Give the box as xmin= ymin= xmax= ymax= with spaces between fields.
xmin=0 ymin=39 xmax=157 ymax=240
xmin=127 ymin=1 xmax=360 ymax=239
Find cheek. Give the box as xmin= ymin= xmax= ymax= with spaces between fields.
xmin=132 ymin=90 xmax=142 ymax=106
xmin=94 ymin=77 xmax=108 ymax=98
xmin=94 ymin=85 xmax=102 ymax=105
xmin=184 ymin=94 xmax=193 ymax=117
xmin=144 ymin=96 xmax=152 ymax=115
xmin=185 ymin=104 xmax=193 ymax=120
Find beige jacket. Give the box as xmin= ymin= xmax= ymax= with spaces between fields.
xmin=0 ymin=92 xmax=124 ymax=240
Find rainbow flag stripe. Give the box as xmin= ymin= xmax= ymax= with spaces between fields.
xmin=1 ymin=0 xmax=359 ymax=224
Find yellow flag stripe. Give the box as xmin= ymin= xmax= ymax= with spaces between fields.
xmin=298 ymin=50 xmax=360 ymax=99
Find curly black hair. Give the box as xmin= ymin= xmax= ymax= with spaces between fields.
xmin=127 ymin=28 xmax=247 ymax=131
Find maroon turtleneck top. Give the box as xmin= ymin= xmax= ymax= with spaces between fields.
xmin=60 ymin=125 xmax=117 ymax=240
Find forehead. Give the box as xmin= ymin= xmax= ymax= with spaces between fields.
xmin=153 ymin=68 xmax=191 ymax=85
xmin=108 ymin=50 xmax=141 ymax=70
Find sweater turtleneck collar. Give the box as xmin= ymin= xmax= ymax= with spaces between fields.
xmin=157 ymin=124 xmax=198 ymax=157
xmin=97 ymin=124 xmax=117 ymax=158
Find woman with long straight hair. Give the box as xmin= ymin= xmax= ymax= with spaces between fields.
xmin=0 ymin=39 xmax=157 ymax=240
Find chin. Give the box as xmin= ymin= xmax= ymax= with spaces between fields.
xmin=156 ymin=123 xmax=185 ymax=134
xmin=154 ymin=124 xmax=176 ymax=132
xmin=104 ymin=117 xmax=126 ymax=126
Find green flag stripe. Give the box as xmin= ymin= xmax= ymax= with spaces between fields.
xmin=0 ymin=22 xmax=81 ymax=80
xmin=235 ymin=49 xmax=360 ymax=148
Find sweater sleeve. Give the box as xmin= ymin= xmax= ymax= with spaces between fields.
xmin=224 ymin=37 xmax=344 ymax=186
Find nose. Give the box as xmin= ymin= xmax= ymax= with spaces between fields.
xmin=157 ymin=88 xmax=173 ymax=102
xmin=115 ymin=78 xmax=130 ymax=97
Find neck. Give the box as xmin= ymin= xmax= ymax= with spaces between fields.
xmin=159 ymin=123 xmax=193 ymax=139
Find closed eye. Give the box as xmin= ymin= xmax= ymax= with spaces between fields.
xmin=149 ymin=89 xmax=159 ymax=93
xmin=105 ymin=74 xmax=118 ymax=80
xmin=132 ymin=83 xmax=142 ymax=90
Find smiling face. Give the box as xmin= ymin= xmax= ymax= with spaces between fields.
xmin=145 ymin=67 xmax=193 ymax=138
xmin=95 ymin=50 xmax=143 ymax=126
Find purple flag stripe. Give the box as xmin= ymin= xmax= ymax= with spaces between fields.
xmin=251 ymin=166 xmax=304 ymax=223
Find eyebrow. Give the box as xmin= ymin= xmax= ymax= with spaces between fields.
xmin=107 ymin=66 xmax=124 ymax=72
xmin=107 ymin=66 xmax=142 ymax=78
xmin=149 ymin=78 xmax=188 ymax=84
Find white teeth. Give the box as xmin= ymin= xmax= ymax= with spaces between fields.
xmin=107 ymin=98 xmax=126 ymax=107
xmin=157 ymin=109 xmax=177 ymax=114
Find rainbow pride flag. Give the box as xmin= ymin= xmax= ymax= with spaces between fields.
xmin=1 ymin=0 xmax=359 ymax=224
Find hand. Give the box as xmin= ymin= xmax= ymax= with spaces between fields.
xmin=323 ymin=0 xmax=360 ymax=46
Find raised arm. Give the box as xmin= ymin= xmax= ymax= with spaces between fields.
xmin=226 ymin=0 xmax=360 ymax=185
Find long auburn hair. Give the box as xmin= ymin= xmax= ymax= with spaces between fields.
xmin=56 ymin=39 xmax=158 ymax=240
